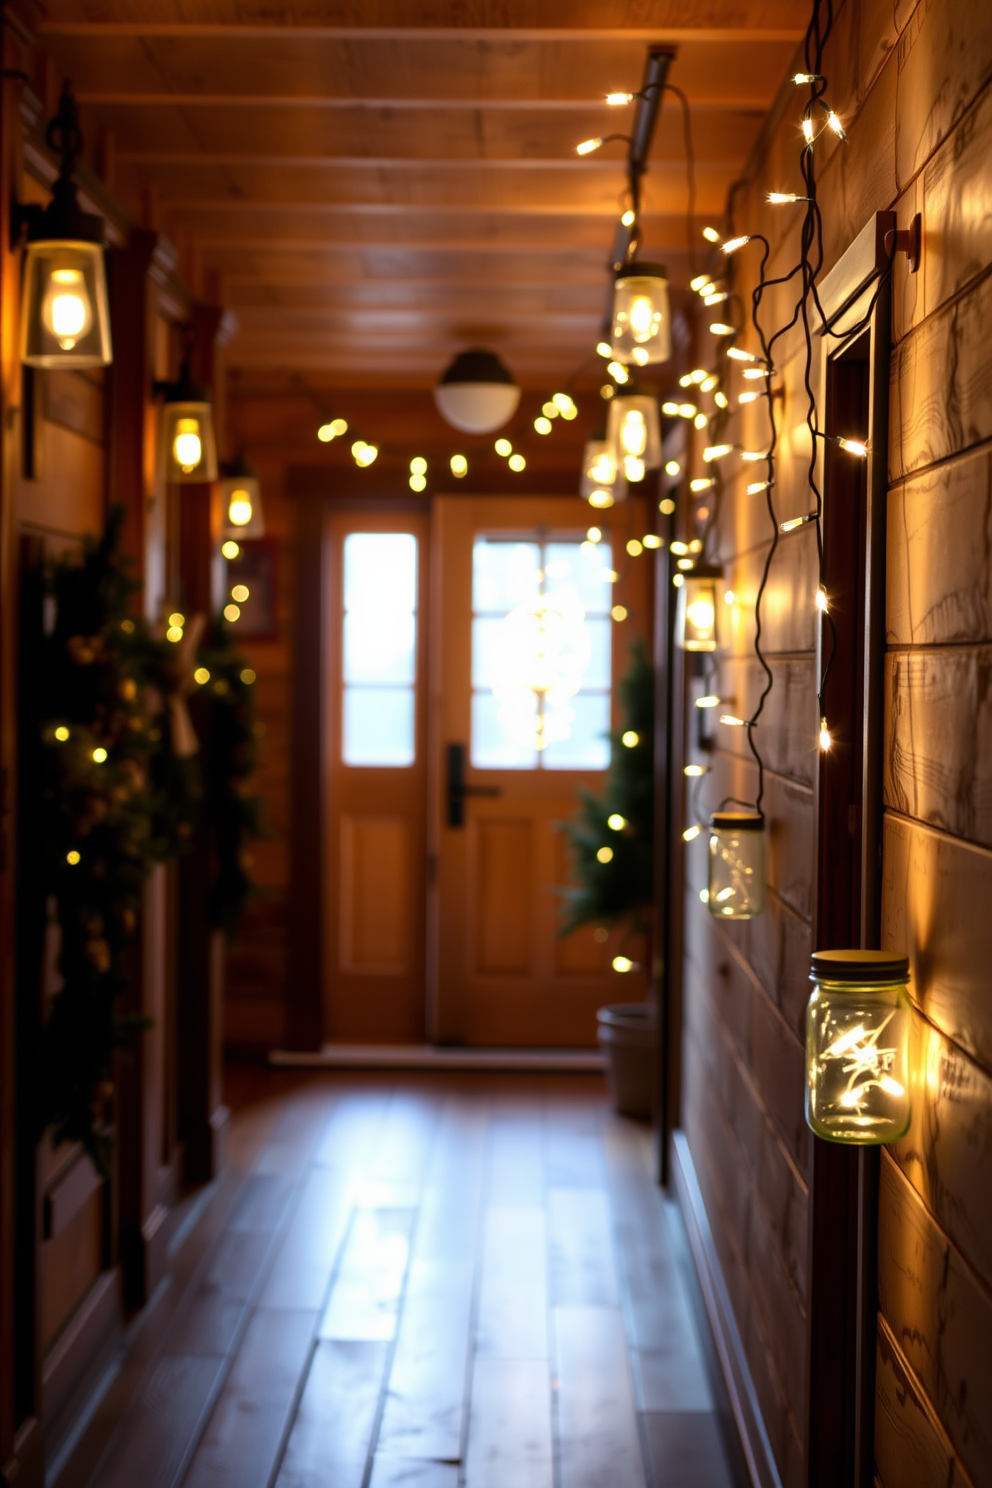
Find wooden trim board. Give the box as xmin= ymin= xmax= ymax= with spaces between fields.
xmin=270 ymin=1043 xmax=605 ymax=1071
xmin=671 ymin=1130 xmax=783 ymax=1488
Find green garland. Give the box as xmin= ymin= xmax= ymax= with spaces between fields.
xmin=198 ymin=620 xmax=266 ymax=937
xmin=558 ymin=640 xmax=655 ymax=937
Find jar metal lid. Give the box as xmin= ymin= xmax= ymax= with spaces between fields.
xmin=711 ymin=811 xmax=764 ymax=831
xmin=810 ymin=948 xmax=909 ymax=982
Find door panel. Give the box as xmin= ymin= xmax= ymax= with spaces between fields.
xmin=325 ymin=509 xmax=429 ymax=1043
xmin=429 ymin=493 xmax=651 ymax=1048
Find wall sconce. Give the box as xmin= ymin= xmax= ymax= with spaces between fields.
xmin=156 ymin=360 xmax=218 ymax=483
xmin=676 ymin=564 xmax=721 ymax=651
xmin=219 ymin=453 xmax=264 ymax=537
xmin=580 ymin=432 xmax=627 ymax=507
xmin=611 ymin=262 xmax=671 ymax=367
xmin=806 ymin=949 xmax=912 ymax=1144
xmin=606 ymin=386 xmax=661 ymax=484
xmin=708 ymin=812 xmax=765 ymax=919
xmin=17 ymin=83 xmax=112 ymax=369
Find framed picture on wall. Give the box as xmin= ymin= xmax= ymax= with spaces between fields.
xmin=224 ymin=537 xmax=277 ymax=640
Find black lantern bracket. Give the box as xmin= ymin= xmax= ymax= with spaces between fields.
xmin=10 ymin=81 xmax=105 ymax=252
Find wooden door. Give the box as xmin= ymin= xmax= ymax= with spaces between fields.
xmin=324 ymin=509 xmax=430 ymax=1042
xmin=429 ymin=494 xmax=651 ymax=1047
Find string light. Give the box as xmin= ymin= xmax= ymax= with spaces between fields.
xmin=767 ymin=192 xmax=810 ymax=204
xmin=816 ymin=587 xmax=829 ymax=612
xmin=662 ymin=401 xmax=680 ymax=416
xmin=664 ymin=459 xmax=681 ymax=476
xmin=587 ymin=526 xmax=602 ymax=543
xmin=690 ymin=477 xmax=715 ymax=492
xmin=621 ymin=209 xmax=636 ymax=226
xmin=727 ymin=348 xmax=761 ymax=363
xmin=627 ymin=539 xmax=643 ymax=556
xmin=607 ymin=361 xmax=629 ymax=384
xmin=670 ymin=541 xmax=689 ymax=555
xmin=508 ymin=453 xmax=526 ymax=472
xmin=720 ymin=715 xmax=747 ymax=728
xmin=702 ymin=226 xmax=722 ymax=243
xmin=683 ymin=825 xmax=701 ymax=842
xmin=596 ymin=341 xmax=612 ymax=358
xmin=684 ymin=764 xmax=706 ymax=777
xmin=606 ymin=91 xmax=634 ymax=106
xmin=450 ymin=454 xmax=468 ymax=477
xmin=780 ymin=512 xmax=817 ymax=533
xmin=54 ymin=726 xmax=70 ymax=741
xmin=495 ymin=438 xmax=512 ymax=456
xmin=836 ymin=436 xmax=869 ymax=457
xmin=709 ymin=322 xmax=736 ymax=337
xmin=577 ymin=137 xmax=603 ymax=155
xmin=703 ymin=444 xmax=732 ymax=462
xmin=608 ymin=813 xmax=627 ymax=830
xmin=695 ymin=695 xmax=720 ymax=709
xmin=689 ymin=276 xmax=710 ymax=292
xmin=659 ymin=497 xmax=676 ymax=515
xmin=714 ymin=390 xmax=729 ymax=409
xmin=743 ymin=366 xmax=771 ymax=379
xmin=597 ymin=845 xmax=614 ymax=862
xmin=747 ymin=480 xmax=774 ymax=495
xmin=818 ymin=717 xmax=832 ymax=751
xmin=643 ymin=534 xmax=662 ymax=549
xmin=622 ymin=730 xmax=639 ymax=747
xmin=722 ymin=235 xmax=751 ymax=255
xmin=740 ymin=448 xmax=768 ymax=462
xmin=534 ymin=416 xmax=552 ymax=434
xmin=611 ymin=604 xmax=628 ymax=622
xmin=793 ymin=72 xmax=820 ymax=84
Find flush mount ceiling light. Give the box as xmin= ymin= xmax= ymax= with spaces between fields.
xmin=433 ymin=348 xmax=521 ymax=434
xmin=17 ymin=82 xmax=112 ymax=369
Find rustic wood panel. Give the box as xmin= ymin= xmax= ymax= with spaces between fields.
xmin=882 ymin=812 xmax=992 ymax=1076
xmin=713 ymin=655 xmax=817 ymax=789
xmin=874 ymin=1316 xmax=968 ymax=1488
xmin=883 ymin=646 xmax=992 ymax=848
xmin=887 ymin=444 xmax=992 ymax=647
xmin=893 ymin=0 xmax=992 ymax=188
xmin=889 ymin=269 xmax=992 ymax=483
xmin=891 ymin=1016 xmax=992 ymax=1289
xmin=877 ymin=1151 xmax=992 ymax=1488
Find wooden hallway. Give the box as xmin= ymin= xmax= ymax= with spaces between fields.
xmin=55 ymin=1074 xmax=733 ymax=1488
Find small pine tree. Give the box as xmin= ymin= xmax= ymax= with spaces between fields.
xmin=558 ymin=640 xmax=654 ymax=937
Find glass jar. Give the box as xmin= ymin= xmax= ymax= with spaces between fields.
xmin=805 ymin=949 xmax=912 ymax=1144
xmin=610 ymin=263 xmax=672 ymax=366
xmin=707 ymin=812 xmax=765 ymax=919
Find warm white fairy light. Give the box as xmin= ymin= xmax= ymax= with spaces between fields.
xmin=689 ymin=276 xmax=710 ymax=293
xmin=695 ymin=695 xmax=720 ymax=709
xmin=672 ymin=572 xmax=684 ymax=587
xmin=684 ymin=764 xmax=706 ymax=777
xmin=818 ymin=716 xmax=832 ymax=751
xmin=678 ymin=402 xmax=697 ymax=419
xmin=827 ymin=110 xmax=846 ymax=139
xmin=607 ymin=360 xmax=629 ymax=384
xmin=703 ymin=444 xmax=732 ymax=462
xmin=837 ymin=436 xmax=869 ymax=457
xmin=664 ymin=459 xmax=681 ymax=476
xmin=683 ymin=824 xmax=702 ymax=842
xmin=702 ymin=226 xmax=722 ymax=243
xmin=509 ymin=453 xmax=526 ymax=472
xmin=780 ymin=512 xmax=816 ymax=532
xmin=768 ymin=192 xmax=810 ymax=204
xmin=621 ymin=209 xmax=636 ymax=226
xmin=670 ymin=540 xmax=689 ymax=556
xmin=746 ymin=480 xmax=773 ymax=495
xmin=704 ymin=291 xmax=729 ymax=306
xmin=714 ymin=390 xmax=729 ymax=409
xmin=793 ymin=72 xmax=820 ymax=84
xmin=743 ymin=366 xmax=770 ymax=379
xmin=709 ymin=322 xmax=736 ymax=337
xmin=701 ymin=374 xmax=719 ymax=392
xmin=690 ymin=477 xmax=714 ymax=492
xmin=643 ymin=533 xmax=662 ymax=549
xmin=722 ymin=235 xmax=751 ymax=256
xmin=587 ymin=526 xmax=602 ymax=543
xmin=694 ymin=413 xmax=709 ymax=430
xmin=534 ymin=416 xmax=552 ymax=434
xmin=720 ymin=714 xmax=747 ymax=727
xmin=662 ymin=401 xmax=680 ymax=416
xmin=816 ymin=587 xmax=829 ymax=612
xmin=740 ymin=448 xmax=768 ymax=462
xmin=577 ymin=137 xmax=603 ymax=155
xmin=727 ymin=347 xmax=760 ymax=363
xmin=802 ymin=117 xmax=815 ymax=144
xmin=607 ymin=91 xmax=634 ymax=106
xmin=724 ymin=590 xmax=736 ymax=605
xmin=739 ymin=390 xmax=761 ymax=404
xmin=495 ymin=437 xmax=512 ymax=456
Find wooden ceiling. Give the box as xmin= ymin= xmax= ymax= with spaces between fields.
xmin=31 ymin=2 xmax=803 ymax=392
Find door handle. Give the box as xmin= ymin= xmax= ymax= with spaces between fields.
xmin=446 ymin=742 xmax=501 ymax=828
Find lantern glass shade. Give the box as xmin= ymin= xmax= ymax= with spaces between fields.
xmin=611 ymin=263 xmax=671 ymax=367
xmin=805 ymin=950 xmax=912 ymax=1145
xmin=606 ymin=392 xmax=661 ymax=482
xmin=220 ymin=473 xmax=264 ymax=537
xmin=580 ymin=438 xmax=627 ymax=506
xmin=20 ymin=240 xmax=112 ymax=368
xmin=162 ymin=401 xmax=218 ymax=483
xmin=676 ymin=568 xmax=720 ymax=651
xmin=708 ymin=812 xmax=765 ymax=920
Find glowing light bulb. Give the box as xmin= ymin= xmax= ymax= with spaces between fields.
xmin=169 ymin=612 xmax=185 ymax=628
xmin=241 ymin=668 xmax=256 ymax=685
xmin=838 ymin=436 xmax=869 ymax=457
xmin=696 ymin=695 xmax=720 ymax=709
xmin=543 ymin=401 xmax=559 ymax=418
xmin=690 ymin=478 xmax=714 ymax=492
xmin=643 ymin=534 xmax=662 ymax=549
xmin=659 ymin=497 xmax=675 ymax=515
xmin=553 ymin=392 xmax=577 ymax=418
xmin=702 ymin=226 xmax=721 ymax=243
xmin=723 ymin=236 xmax=751 ymax=256
xmin=714 ymin=391 xmax=729 ymax=409
xmin=588 ymin=490 xmax=614 ymax=509
xmin=194 ymin=667 xmax=210 ymax=684
xmin=703 ymin=292 xmax=729 ymax=306
xmin=678 ymin=403 xmax=697 ymax=419
xmin=672 ymin=573 xmax=684 ymax=588
xmin=724 ymin=590 xmax=736 ymax=605
xmin=621 ymin=209 xmax=636 ymax=227
xmin=709 ymin=322 xmax=736 ymax=337
xmin=606 ymin=91 xmax=633 ymax=106
xmin=727 ymin=348 xmax=758 ymax=363
xmin=802 ymin=117 xmax=815 ymax=144
xmin=67 ymin=849 xmax=81 ymax=865
xmin=608 ymin=813 xmax=626 ymax=830
xmin=665 ymin=460 xmax=681 ymax=476
xmin=43 ymin=268 xmax=92 ymax=350
xmin=577 ymin=136 xmax=603 ymax=155
xmin=222 ymin=540 xmax=240 ymax=559
xmin=683 ymin=825 xmax=701 ymax=842
xmin=767 ymin=192 xmax=807 ymax=204
xmin=224 ymin=602 xmax=241 ymax=622
xmin=747 ymin=481 xmax=773 ymax=495
xmin=720 ymin=714 xmax=746 ymax=727
xmin=686 ymin=597 xmax=716 ymax=634
xmin=819 ymin=717 xmax=832 ymax=751
xmin=54 ymin=726 xmax=70 ymax=741
xmin=597 ymin=845 xmax=614 ymax=863
xmin=794 ymin=72 xmax=819 ymax=84
xmin=694 ymin=413 xmax=709 ymax=430
xmin=92 ymin=746 xmax=108 ymax=762
xmin=623 ymin=456 xmax=644 ymax=483
xmin=684 ymin=764 xmax=705 ymax=777
xmin=607 ymin=360 xmax=629 ymax=384
xmin=703 ymin=444 xmax=731 ymax=462
xmin=622 ymin=730 xmax=639 ymax=747
xmin=495 ymin=438 xmax=512 ymax=457
xmin=827 ymin=111 xmax=846 ymax=138
xmin=166 ymin=625 xmax=183 ymax=643
xmin=596 ymin=341 xmax=612 ymax=358
xmin=743 ymin=367 xmax=770 ymax=379
xmin=816 ymin=588 xmax=829 ymax=612
xmin=410 ymin=456 xmax=427 ymax=476
xmin=587 ymin=526 xmax=602 ymax=542
xmin=739 ymin=391 xmax=760 ymax=405
xmin=620 ymin=409 xmax=647 ymax=458
xmin=534 ymin=416 xmax=552 ymax=434
xmin=228 ymin=489 xmax=253 ymax=526
xmin=450 ymin=454 xmax=468 ymax=477
xmin=173 ymin=417 xmax=202 ymax=473
xmin=740 ymin=449 xmax=767 ymax=462
xmin=611 ymin=604 xmax=628 ymax=622
xmin=508 ymin=453 xmax=526 ymax=472
xmin=231 ymin=584 xmax=249 ymax=602
xmin=626 ymin=538 xmax=643 ymax=557
xmin=670 ymin=542 xmax=689 ymax=556
xmin=409 ymin=474 xmax=426 ymax=491
xmin=662 ymin=402 xmax=680 ymax=417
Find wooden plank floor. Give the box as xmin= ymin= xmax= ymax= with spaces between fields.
xmin=77 ymin=1073 xmax=733 ymax=1488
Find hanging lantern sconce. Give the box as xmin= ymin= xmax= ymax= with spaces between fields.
xmin=676 ymin=563 xmax=721 ymax=651
xmin=707 ymin=811 xmax=765 ymax=920
xmin=606 ymin=385 xmax=661 ymax=485
xmin=580 ymin=430 xmax=626 ymax=508
xmin=611 ymin=262 xmax=671 ymax=367
xmin=155 ymin=358 xmax=219 ymax=484
xmin=17 ymin=82 xmax=112 ymax=369
xmin=219 ymin=453 xmax=264 ymax=538
xmin=805 ymin=950 xmax=912 ymax=1145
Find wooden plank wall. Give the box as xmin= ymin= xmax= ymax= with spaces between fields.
xmin=679 ymin=1 xmax=992 ymax=1486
